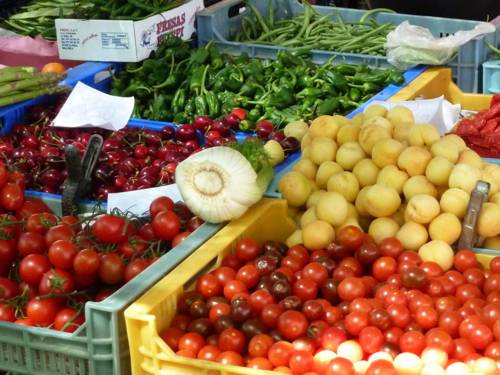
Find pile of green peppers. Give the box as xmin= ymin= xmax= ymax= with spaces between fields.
xmin=111 ymin=35 xmax=405 ymax=129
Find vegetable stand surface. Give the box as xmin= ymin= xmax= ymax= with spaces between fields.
xmin=124 ymin=198 xmax=500 ymax=375
xmin=196 ymin=0 xmax=500 ymax=92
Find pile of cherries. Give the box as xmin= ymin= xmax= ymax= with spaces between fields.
xmin=161 ymin=226 xmax=500 ymax=375
xmin=0 ymin=171 xmax=203 ymax=332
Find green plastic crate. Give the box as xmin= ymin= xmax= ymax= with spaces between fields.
xmin=0 ymin=216 xmax=223 ymax=375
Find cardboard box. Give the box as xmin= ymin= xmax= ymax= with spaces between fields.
xmin=55 ymin=0 xmax=204 ymax=62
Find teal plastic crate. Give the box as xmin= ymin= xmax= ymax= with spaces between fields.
xmin=197 ymin=0 xmax=500 ymax=92
xmin=483 ymin=60 xmax=500 ymax=94
xmin=0 ymin=214 xmax=223 ymax=375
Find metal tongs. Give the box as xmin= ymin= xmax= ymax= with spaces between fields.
xmin=62 ymin=134 xmax=103 ymax=216
xmin=458 ymin=180 xmax=490 ymax=249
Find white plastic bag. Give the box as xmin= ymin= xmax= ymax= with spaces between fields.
xmin=385 ymin=21 xmax=496 ymax=70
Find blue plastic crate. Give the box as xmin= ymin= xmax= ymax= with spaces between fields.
xmin=0 ymin=62 xmax=117 ymax=136
xmin=196 ymin=0 xmax=500 ymax=92
xmin=483 ymin=60 xmax=500 ymax=94
xmin=264 ymin=64 xmax=427 ymax=198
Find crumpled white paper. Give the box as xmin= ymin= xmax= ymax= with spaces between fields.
xmin=52 ymin=82 xmax=134 ymax=131
xmin=366 ymin=96 xmax=461 ymax=134
xmin=107 ymin=184 xmax=183 ymax=216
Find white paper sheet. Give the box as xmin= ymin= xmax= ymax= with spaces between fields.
xmin=52 ymin=82 xmax=134 ymax=131
xmin=106 ymin=184 xmax=183 ymax=216
xmin=366 ymin=96 xmax=462 ymax=135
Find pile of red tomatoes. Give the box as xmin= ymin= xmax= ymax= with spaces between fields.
xmin=161 ymin=226 xmax=500 ymax=374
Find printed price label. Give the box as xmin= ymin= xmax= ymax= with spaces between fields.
xmin=101 ymin=32 xmax=130 ymax=49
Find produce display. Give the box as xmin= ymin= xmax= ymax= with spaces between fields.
xmin=160 ymin=232 xmax=500 ymax=373
xmin=488 ymin=44 xmax=500 ymax=59
xmin=1 ymin=0 xmax=182 ymax=39
xmin=277 ymin=104 xmax=500 ymax=252
xmin=234 ymin=2 xmax=394 ymax=56
xmin=111 ymin=36 xmax=404 ymax=127
xmin=0 ymin=166 xmax=202 ymax=329
xmin=0 ymin=65 xmax=67 ymax=107
xmin=455 ymin=95 xmax=500 ymax=158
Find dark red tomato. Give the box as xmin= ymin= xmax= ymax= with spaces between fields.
xmin=261 ymin=304 xmax=284 ymax=328
xmin=379 ymin=237 xmax=404 ymax=258
xmin=54 ymin=308 xmax=84 ymax=333
xmin=302 ymin=300 xmax=324 ymax=321
xmin=426 ymin=328 xmax=455 ymax=354
xmin=26 ymin=297 xmax=60 ymax=326
xmin=0 ymin=213 xmax=20 ymax=240
xmin=118 ymin=235 xmax=147 ymax=258
xmin=26 ymin=212 xmax=57 ymax=234
xmin=39 ymin=268 xmax=75 ymax=295
xmin=73 ymin=271 xmax=98 ymax=289
xmin=365 ymin=360 xmax=397 ymax=375
xmin=302 ymin=262 xmax=328 ymax=287
xmin=197 ymin=345 xmax=221 ymax=362
xmin=337 ymin=277 xmax=366 ymax=302
xmin=124 ymin=259 xmax=149 ymax=282
xmin=0 ymin=302 xmax=16 ymax=322
xmin=209 ymin=303 xmax=231 ymax=323
xmin=0 ymin=238 xmax=16 ymax=265
xmin=337 ymin=226 xmax=364 ymax=251
xmin=320 ymin=327 xmax=347 ymax=352
xmin=0 ymin=277 xmax=19 ymax=299
xmin=287 ymin=245 xmax=309 ymax=264
xmin=172 ymin=231 xmax=191 ymax=247
xmin=277 ymin=310 xmax=308 ymax=340
xmin=137 ymin=223 xmax=157 ymax=241
xmin=178 ymin=332 xmax=205 ymax=355
xmin=235 ymin=238 xmax=261 ymax=262
xmin=95 ymin=289 xmax=113 ymax=302
xmin=196 ymin=274 xmax=222 ymax=300
xmin=289 ymin=350 xmax=313 ymax=374
xmin=0 ymin=182 xmax=23 ymax=211
xmin=249 ymin=290 xmax=275 ymax=315
xmin=0 ymin=163 xmax=7 ymax=188
xmin=399 ymin=331 xmax=425 ymax=354
xmin=160 ymin=327 xmax=184 ymax=351
xmin=19 ymin=254 xmax=50 ymax=286
xmin=293 ymin=278 xmax=318 ymax=301
xmin=73 ymin=249 xmax=100 ymax=276
xmin=220 ymin=255 xmax=241 ymax=270
xmin=216 ymin=351 xmax=244 ymax=366
xmin=419 ymin=261 xmax=443 ymax=277
xmin=187 ymin=217 xmax=204 ymax=232
xmin=17 ymin=232 xmax=45 ymax=257
xmin=218 ymin=328 xmax=246 ymax=352
xmin=152 ymin=210 xmax=181 ymax=241
xmin=398 ymin=251 xmax=421 ymax=265
xmin=372 ymin=257 xmax=397 ymax=281
xmin=387 ymin=303 xmax=411 ymax=328
xmin=59 ymin=216 xmax=80 ymax=231
xmin=213 ymin=267 xmax=236 ymax=286
xmin=149 ymin=196 xmax=174 ymax=217
xmin=92 ymin=215 xmax=130 ymax=244
xmin=282 ymin=256 xmax=305 ymax=273
xmin=268 ymin=341 xmax=293 ymax=367
xmin=48 ymin=239 xmax=78 ymax=270
xmin=453 ymin=249 xmax=478 ymax=272
xmin=325 ymin=357 xmax=354 ymax=375
xmin=236 ymin=264 xmax=260 ymax=289
xmin=45 ymin=224 xmax=75 ymax=247
xmin=223 ymin=280 xmax=248 ymax=300
xmin=98 ymin=253 xmax=125 ymax=285
xmin=248 ymin=334 xmax=274 ymax=358
xmin=359 ymin=326 xmax=384 ymax=354
xmin=16 ymin=198 xmax=50 ymax=219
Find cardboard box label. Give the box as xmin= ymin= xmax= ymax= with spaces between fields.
xmin=56 ymin=0 xmax=204 ymax=62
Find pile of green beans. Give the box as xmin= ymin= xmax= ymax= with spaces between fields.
xmin=234 ymin=1 xmax=395 ymax=56
xmin=89 ymin=0 xmax=184 ymax=21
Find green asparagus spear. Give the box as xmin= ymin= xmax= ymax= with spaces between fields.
xmin=0 ymin=86 xmax=70 ymax=107
xmin=0 ymin=73 xmax=65 ymax=96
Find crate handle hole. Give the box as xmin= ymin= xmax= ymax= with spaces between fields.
xmin=228 ymin=2 xmax=246 ymax=18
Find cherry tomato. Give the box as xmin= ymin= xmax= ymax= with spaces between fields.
xmin=325 ymin=357 xmax=354 ymax=375
xmin=387 ymin=303 xmax=411 ymax=328
xmin=365 ymin=359 xmax=397 ymax=375
xmin=452 ymin=338 xmax=475 ymax=360
xmin=218 ymin=328 xmax=246 ymax=352
xmin=249 ymin=289 xmax=275 ymax=315
xmin=399 ymin=331 xmax=425 ymax=354
xmin=277 ymin=310 xmax=308 ymax=340
xmin=16 ymin=198 xmax=50 ymax=219
xmin=48 ymin=239 xmax=78 ymax=270
xmin=54 ymin=308 xmax=84 ymax=332
xmin=216 ymin=351 xmax=244 ymax=366
xmin=223 ymin=280 xmax=248 ymax=300
xmin=26 ymin=297 xmax=60 ymax=326
xmin=463 ymin=268 xmax=485 ymax=288
xmin=419 ymin=261 xmax=443 ymax=277
xmin=92 ymin=215 xmax=129 ymax=244
xmin=118 ymin=235 xmax=147 ymax=258
xmin=0 ymin=302 xmax=16 ymax=322
xmin=337 ymin=226 xmax=364 ymax=251
xmin=197 ymin=345 xmax=221 ymax=362
xmin=178 ymin=332 xmax=205 ymax=355
xmin=176 ymin=349 xmax=195 ymax=358
xmin=337 ymin=277 xmax=366 ymax=302
xmin=358 ymin=326 xmax=384 ymax=354
xmin=268 ymin=341 xmax=293 ymax=367
xmin=261 ymin=303 xmax=284 ymax=328
xmin=415 ymin=306 xmax=439 ymax=330
xmin=0 ymin=182 xmax=24 ymax=211
xmin=345 ymin=311 xmax=369 ymax=336
xmin=45 ymin=224 xmax=75 ymax=247
xmin=73 ymin=249 xmax=100 ymax=276
xmin=26 ymin=212 xmax=57 ymax=234
xmin=247 ymin=357 xmax=273 ymax=370
xmin=320 ymin=327 xmax=346 ymax=352
xmin=289 ymin=351 xmax=313 ymax=375
xmin=124 ymin=259 xmax=149 ymax=282
xmin=17 ymin=232 xmax=46 ymax=257
xmin=214 ymin=267 xmax=236 ymax=286
xmin=196 ymin=274 xmax=222 ymax=299
xmin=236 ymin=264 xmax=260 ymax=289
xmin=220 ymin=255 xmax=241 ymax=270
xmin=466 ymin=323 xmax=493 ymax=350
xmin=439 ymin=311 xmax=461 ymax=337
xmin=0 ymin=277 xmax=18 ymax=299
xmin=426 ymin=328 xmax=455 ymax=354
xmin=39 ymin=268 xmax=75 ymax=295
xmin=235 ymin=238 xmax=261 ymax=262
xmin=149 ymin=196 xmax=174 ymax=217
xmin=152 ymin=210 xmax=181 ymax=241
xmin=379 ymin=237 xmax=403 ymax=258
xmin=14 ymin=317 xmax=34 ymax=326
xmin=302 ymin=262 xmax=328 ymax=287
xmin=372 ymin=257 xmax=397 ymax=281
xmin=490 ymin=257 xmax=500 ymax=274
xmin=160 ymin=327 xmax=184 ymax=351
xmin=172 ymin=231 xmax=191 ymax=247
xmin=453 ymin=249 xmax=478 ymax=272
xmin=293 ymin=278 xmax=318 ymax=301
xmin=248 ymin=334 xmax=274 ymax=358
xmin=98 ymin=253 xmax=125 ymax=285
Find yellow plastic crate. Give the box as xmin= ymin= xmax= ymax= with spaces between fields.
xmin=124 ymin=198 xmax=499 ymax=375
xmin=389 ymin=67 xmax=493 ymax=110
